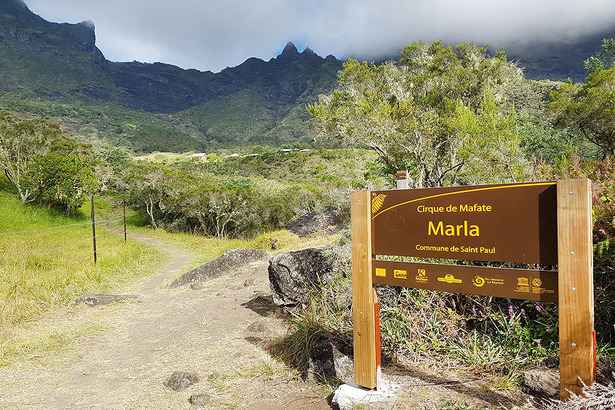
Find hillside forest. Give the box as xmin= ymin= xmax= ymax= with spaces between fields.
xmin=2 ymin=33 xmax=615 ymax=404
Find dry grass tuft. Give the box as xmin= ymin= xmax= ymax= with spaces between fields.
xmin=547 ymin=378 xmax=615 ymax=409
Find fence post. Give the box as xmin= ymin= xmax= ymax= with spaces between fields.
xmin=557 ymin=179 xmax=595 ymax=400
xmin=91 ymin=195 xmax=97 ymax=264
xmin=351 ymin=191 xmax=378 ymax=389
xmin=123 ymin=199 xmax=127 ymax=242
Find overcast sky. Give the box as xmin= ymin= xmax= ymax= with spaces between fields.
xmin=23 ymin=0 xmax=615 ymax=73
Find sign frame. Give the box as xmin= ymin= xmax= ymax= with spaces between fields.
xmin=351 ymin=179 xmax=595 ymax=400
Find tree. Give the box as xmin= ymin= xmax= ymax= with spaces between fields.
xmin=549 ymin=66 xmax=615 ymax=158
xmin=25 ymin=152 xmax=97 ymax=215
xmin=308 ymin=41 xmax=524 ymax=187
xmin=0 ymin=113 xmax=62 ymax=203
xmin=125 ymin=164 xmax=171 ymax=228
xmin=452 ymin=90 xmax=524 ymax=183
xmin=584 ymin=38 xmax=615 ymax=77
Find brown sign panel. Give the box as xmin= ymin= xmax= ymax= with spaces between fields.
xmin=371 ymin=182 xmax=558 ymax=264
xmin=373 ymin=260 xmax=558 ymax=302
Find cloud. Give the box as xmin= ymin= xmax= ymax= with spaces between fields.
xmin=24 ymin=0 xmax=615 ymax=72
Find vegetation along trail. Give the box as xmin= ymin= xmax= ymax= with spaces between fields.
xmin=0 ymin=230 xmax=330 ymax=409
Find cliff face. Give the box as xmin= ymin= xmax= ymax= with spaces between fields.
xmin=0 ymin=0 xmax=106 ymax=68
xmin=0 ymin=0 xmax=342 ymax=113
xmin=107 ymin=42 xmax=342 ymax=113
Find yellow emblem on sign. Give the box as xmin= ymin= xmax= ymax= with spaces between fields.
xmin=438 ymin=274 xmax=462 ymax=284
xmin=394 ymin=269 xmax=407 ymax=279
xmin=371 ymin=194 xmax=387 ymax=215
xmin=375 ymin=268 xmax=386 ymax=277
xmin=473 ymin=275 xmax=486 ymax=287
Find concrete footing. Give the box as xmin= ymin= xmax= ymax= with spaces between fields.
xmin=332 ymin=378 xmax=399 ymax=410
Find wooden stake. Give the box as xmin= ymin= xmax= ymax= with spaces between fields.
xmin=351 ymin=191 xmax=377 ymax=389
xmin=123 ymin=199 xmax=127 ymax=242
xmin=396 ymin=170 xmax=408 ymax=189
xmin=557 ymin=179 xmax=595 ymax=400
xmin=91 ymin=195 xmax=97 ymax=264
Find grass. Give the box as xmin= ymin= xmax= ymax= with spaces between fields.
xmin=0 ymin=192 xmax=165 ymax=364
xmin=0 ymin=192 xmax=329 ymax=366
xmin=444 ymin=330 xmax=507 ymax=369
xmin=271 ymin=308 xmax=332 ymax=373
xmin=1 ymin=320 xmax=105 ymax=366
xmin=122 ymin=221 xmax=340 ymax=276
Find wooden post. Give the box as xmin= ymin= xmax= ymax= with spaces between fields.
xmin=557 ymin=179 xmax=595 ymax=400
xmin=123 ymin=199 xmax=127 ymax=242
xmin=396 ymin=170 xmax=408 ymax=189
xmin=351 ymin=191 xmax=377 ymax=389
xmin=91 ymin=195 xmax=97 ymax=264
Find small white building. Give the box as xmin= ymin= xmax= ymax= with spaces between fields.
xmin=186 ymin=153 xmax=208 ymax=161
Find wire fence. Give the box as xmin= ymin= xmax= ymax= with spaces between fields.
xmin=0 ymin=215 xmax=124 ymax=236
xmin=0 ymin=197 xmax=128 ymax=273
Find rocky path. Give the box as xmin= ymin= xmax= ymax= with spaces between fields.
xmin=0 ymin=233 xmax=330 ymax=409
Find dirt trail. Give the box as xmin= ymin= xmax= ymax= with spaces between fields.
xmin=0 ymin=233 xmax=330 ymax=409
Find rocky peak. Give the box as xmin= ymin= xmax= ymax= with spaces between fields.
xmin=281 ymin=41 xmax=299 ymax=56
xmin=1 ymin=0 xmax=93 ymax=39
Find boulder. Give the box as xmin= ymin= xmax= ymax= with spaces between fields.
xmin=208 ymin=371 xmax=222 ymax=381
xmin=268 ymin=248 xmax=333 ymax=306
xmin=163 ymin=371 xmax=199 ymax=392
xmin=168 ymin=248 xmax=268 ymax=288
xmin=307 ymin=334 xmax=354 ymax=383
xmin=247 ymin=321 xmax=268 ymax=333
xmin=72 ymin=294 xmax=138 ymax=307
xmin=521 ymin=367 xmax=559 ymax=398
xmin=287 ymin=206 xmax=340 ymax=237
xmin=189 ymin=394 xmax=212 ymax=406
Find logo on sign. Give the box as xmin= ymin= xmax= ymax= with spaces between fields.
xmin=473 ymin=276 xmax=486 ymax=287
xmin=438 ymin=274 xmax=462 ymax=284
xmin=371 ymin=194 xmax=387 ymax=215
xmin=394 ymin=269 xmax=408 ymax=279
xmin=415 ymin=268 xmax=428 ymax=283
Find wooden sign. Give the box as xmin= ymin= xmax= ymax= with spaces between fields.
xmin=372 ymin=260 xmax=558 ymax=302
xmin=351 ymin=180 xmax=595 ymax=400
xmin=371 ymin=182 xmax=558 ymax=264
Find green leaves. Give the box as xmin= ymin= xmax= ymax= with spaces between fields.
xmin=309 ymin=41 xmax=524 ymax=187
xmin=25 ymin=152 xmax=97 ymax=215
xmin=0 ymin=112 xmax=94 ymax=207
xmin=584 ymin=38 xmax=615 ymax=77
xmin=549 ymin=66 xmax=615 ymax=156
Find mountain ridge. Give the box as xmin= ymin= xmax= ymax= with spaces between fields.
xmin=0 ymin=0 xmax=341 ymax=114
xmin=0 ymin=0 xmax=613 ymax=151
